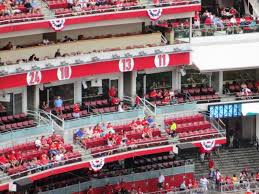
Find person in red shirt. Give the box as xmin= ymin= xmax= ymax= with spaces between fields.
xmin=149 ymin=89 xmax=157 ymax=100
xmin=256 ymin=172 xmax=259 ymax=181
xmin=137 ymin=186 xmax=143 ymax=194
xmin=111 ymin=97 xmax=120 ymax=106
xmin=0 ymin=154 xmax=10 ymax=170
xmin=162 ymin=96 xmax=170 ymax=105
xmin=130 ymin=120 xmax=138 ymax=130
xmin=135 ymin=95 xmax=141 ymax=108
xmin=108 ymin=86 xmax=117 ymax=98
xmin=15 ymin=151 xmax=22 ymax=165
xmin=86 ymin=186 xmax=94 ymax=194
xmin=142 ymin=126 xmax=152 ymax=139
xmin=72 ymin=103 xmax=80 ymax=118
xmin=208 ymin=158 xmax=214 ymax=171
xmin=8 ymin=151 xmax=18 ymax=167
xmin=141 ymin=118 xmax=148 ymax=126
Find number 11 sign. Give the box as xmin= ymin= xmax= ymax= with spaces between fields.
xmin=154 ymin=54 xmax=170 ymax=68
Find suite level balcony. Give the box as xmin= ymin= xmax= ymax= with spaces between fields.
xmin=0 ymin=31 xmax=191 ymax=76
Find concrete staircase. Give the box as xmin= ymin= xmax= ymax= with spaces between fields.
xmin=0 ymin=171 xmax=11 ymax=185
xmin=214 ymin=146 xmax=259 ymax=176
xmin=181 ymin=146 xmax=259 ymax=179
xmin=72 ymin=143 xmax=93 ymax=161
xmin=36 ymin=0 xmax=55 ymax=19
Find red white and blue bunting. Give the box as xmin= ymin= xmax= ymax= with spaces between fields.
xmin=89 ymin=158 xmax=105 ymax=172
xmin=201 ymin=139 xmax=216 ymax=151
xmin=49 ymin=18 xmax=66 ymax=31
xmin=147 ymin=8 xmax=163 ymax=21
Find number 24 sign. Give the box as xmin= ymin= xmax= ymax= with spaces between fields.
xmin=26 ymin=71 xmax=42 ymax=86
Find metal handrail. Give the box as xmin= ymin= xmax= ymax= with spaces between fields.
xmin=4 ymin=138 xmax=174 ymax=182
xmin=144 ymin=187 xmax=205 ymax=194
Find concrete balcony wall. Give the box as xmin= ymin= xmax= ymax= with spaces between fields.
xmin=0 ymin=32 xmax=162 ymax=62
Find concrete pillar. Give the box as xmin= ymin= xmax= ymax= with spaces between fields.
xmin=242 ymin=116 xmax=256 ymax=141
xmin=74 ymin=81 xmax=82 ymax=104
xmin=34 ymin=85 xmax=40 ymax=110
xmin=118 ymin=73 xmax=124 ymax=99
xmin=189 ymin=17 xmax=192 ymax=42
xmin=256 ymin=115 xmax=259 ymax=140
xmin=22 ymin=87 xmax=27 ymax=113
xmin=211 ymin=72 xmax=219 ymax=92
xmin=218 ymin=71 xmax=223 ymax=95
xmin=172 ymin=69 xmax=178 ymax=91
xmin=131 ymin=71 xmax=137 ymax=98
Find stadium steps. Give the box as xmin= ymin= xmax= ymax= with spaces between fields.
xmin=72 ymin=144 xmax=93 ymax=161
xmin=213 ymin=147 xmax=259 ymax=176
xmin=0 ymin=171 xmax=11 ymax=184
xmin=37 ymin=0 xmax=55 ymax=19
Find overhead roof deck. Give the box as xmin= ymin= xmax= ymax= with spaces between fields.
xmin=191 ymin=32 xmax=259 ymax=72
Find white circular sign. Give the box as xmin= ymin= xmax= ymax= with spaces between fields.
xmin=119 ymin=58 xmax=134 ymax=72
xmin=57 ymin=66 xmax=72 ymax=80
xmin=154 ymin=54 xmax=170 ymax=68
xmin=26 ymin=71 xmax=42 ymax=85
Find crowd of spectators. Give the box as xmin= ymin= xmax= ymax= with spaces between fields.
xmin=0 ymin=0 xmax=41 ymax=16
xmin=0 ymin=133 xmax=80 ymax=176
xmin=75 ymin=116 xmax=156 ymax=148
xmin=147 ymin=89 xmax=177 ymax=105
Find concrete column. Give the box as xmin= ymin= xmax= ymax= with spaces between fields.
xmin=189 ymin=17 xmax=192 ymax=42
xmin=211 ymin=72 xmax=219 ymax=92
xmin=118 ymin=73 xmax=124 ymax=99
xmin=172 ymin=69 xmax=178 ymax=91
xmin=256 ymin=115 xmax=259 ymax=140
xmin=34 ymin=85 xmax=40 ymax=110
xmin=131 ymin=71 xmax=137 ymax=98
xmin=22 ymin=87 xmax=27 ymax=113
xmin=74 ymin=81 xmax=82 ymax=104
xmin=218 ymin=71 xmax=223 ymax=95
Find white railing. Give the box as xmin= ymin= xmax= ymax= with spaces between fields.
xmin=0 ymin=43 xmax=191 ymax=75
xmin=138 ymin=96 xmax=157 ymax=116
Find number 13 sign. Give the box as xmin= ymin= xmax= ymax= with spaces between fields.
xmin=154 ymin=54 xmax=170 ymax=68
xmin=119 ymin=58 xmax=134 ymax=72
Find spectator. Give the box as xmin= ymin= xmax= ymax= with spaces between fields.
xmin=54 ymin=96 xmax=63 ymax=115
xmin=142 ymin=126 xmax=152 ymax=139
xmin=0 ymin=58 xmax=5 ymax=66
xmin=147 ymin=115 xmax=154 ymax=126
xmin=200 ymin=176 xmax=209 ymax=191
xmin=28 ymin=53 xmax=39 ymax=61
xmin=31 ymin=0 xmax=40 ymax=13
xmin=111 ymin=97 xmax=120 ymax=106
xmin=72 ymin=103 xmax=80 ymax=118
xmin=42 ymin=38 xmax=50 ymax=45
xmin=24 ymin=0 xmax=32 ymax=12
xmin=208 ymin=158 xmax=214 ymax=171
xmin=2 ymin=41 xmax=13 ymax=50
xmin=0 ymin=102 xmax=6 ymax=112
xmin=0 ymin=154 xmax=10 ymax=171
xmin=35 ymin=137 xmax=42 ymax=149
xmin=63 ymin=35 xmax=73 ymax=42
xmin=117 ymin=102 xmax=124 ymax=112
xmin=74 ymin=128 xmax=85 ymax=140
xmin=67 ymin=0 xmax=74 ymax=9
xmin=158 ymin=172 xmax=165 ymax=189
xmin=41 ymin=101 xmax=50 ymax=112
xmin=108 ymin=86 xmax=117 ymax=98
xmin=256 ymin=172 xmax=259 ymax=181
xmin=170 ymin=121 xmax=177 ymax=137
xmin=134 ymin=95 xmax=141 ymax=108
xmin=149 ymin=89 xmax=157 ymax=100
xmin=179 ymin=180 xmax=186 ymax=191
xmin=54 ymin=49 xmax=62 ymax=58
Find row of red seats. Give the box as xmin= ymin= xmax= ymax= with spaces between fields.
xmin=82 ymin=130 xmax=161 ymax=149
xmin=90 ymin=136 xmax=166 ymax=154
xmin=182 ymin=87 xmax=215 ymax=95
xmin=189 ymin=94 xmax=220 ymax=101
xmin=0 ymin=120 xmax=35 ymax=133
xmin=166 ymin=121 xmax=211 ymax=133
xmin=8 ymin=151 xmax=81 ymax=175
xmin=84 ymin=99 xmax=109 ymax=107
xmin=164 ymin=113 xmax=204 ymax=126
xmin=0 ymin=113 xmax=27 ymax=124
xmin=92 ymin=106 xmax=117 ymax=114
xmin=0 ymin=13 xmax=43 ymax=25
xmin=60 ymin=110 xmax=89 ymax=120
xmin=178 ymin=128 xmax=218 ymax=138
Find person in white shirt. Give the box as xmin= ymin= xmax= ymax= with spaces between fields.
xmin=200 ymin=176 xmax=209 ymax=191
xmin=118 ymin=102 xmax=124 ymax=112
xmin=35 ymin=137 xmax=42 ymax=149
xmin=158 ymin=172 xmax=165 ymax=189
xmin=230 ymin=16 xmax=237 ymax=25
